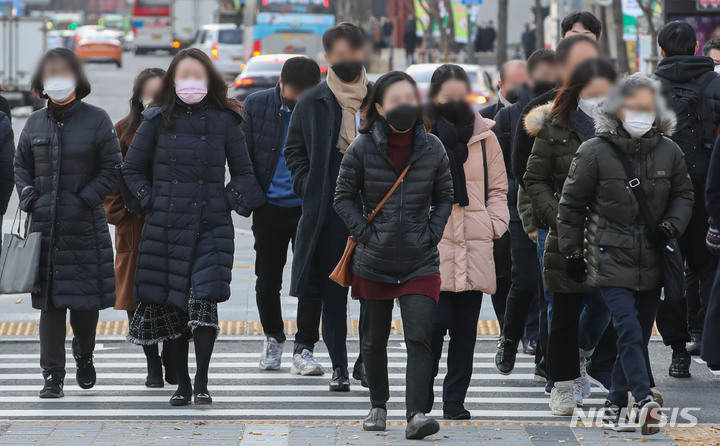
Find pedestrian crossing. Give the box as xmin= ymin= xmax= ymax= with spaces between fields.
xmin=0 ymin=340 xmax=607 ymax=420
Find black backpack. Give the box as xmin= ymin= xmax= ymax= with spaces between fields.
xmin=660 ymin=71 xmax=717 ymax=184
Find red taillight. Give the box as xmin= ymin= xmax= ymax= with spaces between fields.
xmin=319 ymin=66 xmax=328 ymax=73
xmin=75 ymin=35 xmax=81 ymax=42
xmin=132 ymin=26 xmax=138 ymax=38
xmin=171 ymin=40 xmax=181 ymax=49
xmin=234 ymin=78 xmax=254 ymax=87
xmin=211 ymin=43 xmax=219 ymax=59
xmin=469 ymin=94 xmax=488 ymax=106
xmin=253 ymin=40 xmax=261 ymax=57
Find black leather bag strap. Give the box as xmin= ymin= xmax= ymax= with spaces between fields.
xmin=608 ymin=144 xmax=655 ymax=229
xmin=482 ymin=139 xmax=489 ymax=204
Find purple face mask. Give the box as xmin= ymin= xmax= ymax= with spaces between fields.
xmin=175 ymin=78 xmax=207 ymax=104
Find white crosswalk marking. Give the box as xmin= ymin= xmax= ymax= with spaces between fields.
xmin=0 ymin=341 xmax=601 ymax=420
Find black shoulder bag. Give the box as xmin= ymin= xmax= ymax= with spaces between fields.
xmin=609 ymin=144 xmax=685 ymax=303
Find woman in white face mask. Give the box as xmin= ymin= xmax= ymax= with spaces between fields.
xmin=104 ymin=67 xmax=166 ymax=388
xmin=557 ymin=73 xmax=694 ymax=434
xmin=123 ymin=48 xmax=266 ymax=407
xmin=15 ymin=48 xmax=122 ymax=399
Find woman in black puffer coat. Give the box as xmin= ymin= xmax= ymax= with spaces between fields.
xmin=14 ymin=48 xmax=121 ymax=398
xmin=334 ymin=71 xmax=453 ymax=439
xmin=123 ymin=49 xmax=265 ymax=407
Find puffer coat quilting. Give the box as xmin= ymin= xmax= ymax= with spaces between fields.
xmin=333 ymin=121 xmax=454 ymax=284
xmin=122 ymin=102 xmax=265 ymax=311
xmin=14 ymin=101 xmax=121 ymax=311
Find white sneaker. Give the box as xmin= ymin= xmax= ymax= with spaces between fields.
xmin=579 ymin=357 xmax=591 ymax=398
xmin=290 ymin=349 xmax=325 ymax=376
xmin=549 ymin=380 xmax=576 ymax=416
xmin=573 ymin=376 xmax=584 ymax=406
xmin=259 ymin=337 xmax=284 ymax=371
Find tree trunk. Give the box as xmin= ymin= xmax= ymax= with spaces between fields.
xmin=638 ymin=0 xmax=658 ymax=72
xmin=535 ymin=0 xmax=545 ymax=49
xmin=600 ymin=6 xmax=610 ymax=57
xmin=613 ymin=0 xmax=630 ymax=74
xmin=497 ymin=0 xmax=508 ymax=69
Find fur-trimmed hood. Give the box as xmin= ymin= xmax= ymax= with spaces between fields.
xmin=523 ymin=102 xmax=553 ymax=137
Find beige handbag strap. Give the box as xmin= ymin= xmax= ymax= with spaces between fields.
xmin=367 ymin=163 xmax=413 ymax=224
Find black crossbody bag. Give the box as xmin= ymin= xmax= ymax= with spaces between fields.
xmin=609 ymin=144 xmax=685 ymax=303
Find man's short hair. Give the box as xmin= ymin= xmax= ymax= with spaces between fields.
xmin=281 ymin=56 xmax=321 ymax=89
xmin=527 ymin=48 xmax=556 ymax=75
xmin=499 ymin=60 xmax=526 ymax=82
xmin=658 ymin=21 xmax=697 ymax=57
xmin=322 ymin=22 xmax=365 ymax=53
xmin=704 ymin=38 xmax=720 ymax=56
xmin=555 ymin=35 xmax=599 ymax=64
xmin=561 ymin=11 xmax=602 ymax=39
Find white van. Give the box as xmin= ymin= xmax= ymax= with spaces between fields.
xmin=192 ymin=24 xmax=244 ymax=77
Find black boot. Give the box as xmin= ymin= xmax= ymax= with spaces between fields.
xmin=686 ymin=331 xmax=702 ymax=356
xmin=162 ymin=342 xmax=178 ymax=385
xmin=495 ymin=337 xmax=518 ymax=375
xmin=143 ymin=344 xmax=164 ymax=388
xmin=39 ymin=374 xmax=64 ymax=399
xmin=72 ymin=338 xmax=96 ymax=389
xmin=443 ymin=401 xmax=471 ymax=420
xmin=669 ymin=348 xmax=691 ymax=378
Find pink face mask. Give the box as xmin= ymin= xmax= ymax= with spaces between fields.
xmin=175 ymin=78 xmax=207 ymax=104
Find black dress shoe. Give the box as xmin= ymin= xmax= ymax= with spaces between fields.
xmin=352 ymin=362 xmax=368 ymax=388
xmin=329 ymin=367 xmax=350 ymax=392
xmin=194 ymin=392 xmax=213 ymax=405
xmin=686 ymin=331 xmax=702 ymax=356
xmin=669 ymin=349 xmax=691 ymax=378
xmin=170 ymin=384 xmax=193 ymax=406
xmin=39 ymin=374 xmax=64 ymax=399
xmin=443 ymin=401 xmax=471 ymax=420
xmin=522 ymin=339 xmax=537 ymax=355
xmin=495 ymin=337 xmax=518 ymax=375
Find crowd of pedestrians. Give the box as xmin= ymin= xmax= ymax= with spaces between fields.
xmin=3 ymin=9 xmax=720 ymax=441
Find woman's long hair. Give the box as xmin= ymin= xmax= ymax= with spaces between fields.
xmin=549 ymin=58 xmax=617 ymax=127
xmin=360 ymin=70 xmax=421 ymax=134
xmin=120 ymin=67 xmax=165 ymax=141
xmin=154 ymin=48 xmax=241 ymax=129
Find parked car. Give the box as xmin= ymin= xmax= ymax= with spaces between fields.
xmin=232 ymin=54 xmax=327 ymax=102
xmin=191 ymin=24 xmax=244 ymax=77
xmin=47 ymin=30 xmax=77 ymax=50
xmin=75 ymin=33 xmax=123 ymax=68
xmin=405 ymin=63 xmax=497 ymax=109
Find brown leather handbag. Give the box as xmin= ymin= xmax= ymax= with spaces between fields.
xmin=330 ymin=163 xmax=413 ymax=287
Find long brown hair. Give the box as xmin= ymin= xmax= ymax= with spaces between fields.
xmin=549 ymin=58 xmax=616 ymax=127
xmin=120 ymin=67 xmax=165 ymax=141
xmin=153 ymin=48 xmax=241 ymax=129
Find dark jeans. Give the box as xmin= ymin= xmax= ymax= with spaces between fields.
xmin=430 ymin=290 xmax=483 ymax=405
xmin=252 ymin=203 xmax=301 ymax=343
xmin=40 ymin=308 xmax=99 ymax=379
xmin=294 ymin=210 xmax=351 ymax=370
xmin=492 ymin=232 xmax=511 ymax=331
xmin=546 ymin=291 xmax=611 ymax=382
xmin=361 ymin=294 xmax=436 ymax=421
xmin=657 ymin=192 xmax=718 ymax=347
xmin=601 ymin=287 xmax=661 ymax=406
xmin=502 ymin=214 xmax=540 ymax=343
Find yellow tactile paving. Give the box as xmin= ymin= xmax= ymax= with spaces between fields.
xmin=0 ymin=320 xmax=662 ymax=337
xmin=665 ymin=425 xmax=720 ymax=445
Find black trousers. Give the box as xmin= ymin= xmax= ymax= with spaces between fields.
xmin=502 ymin=214 xmax=540 ymax=343
xmin=492 ymin=232 xmax=511 ymax=331
xmin=361 ymin=294 xmax=436 ymax=420
xmin=294 ymin=210 xmax=351 ymax=370
xmin=252 ymin=203 xmax=301 ymax=343
xmin=430 ymin=290 xmax=483 ymax=404
xmin=39 ymin=308 xmax=99 ymax=379
xmin=657 ymin=191 xmax=719 ymax=347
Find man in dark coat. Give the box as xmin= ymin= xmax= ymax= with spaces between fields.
xmin=241 ymin=56 xmax=321 ymax=371
xmin=404 ymin=17 xmax=418 ymax=66
xmin=653 ymin=21 xmax=720 ymax=377
xmin=521 ymin=23 xmax=536 ymax=60
xmin=480 ymin=59 xmax=528 ymax=119
xmin=285 ymin=22 xmax=373 ymax=391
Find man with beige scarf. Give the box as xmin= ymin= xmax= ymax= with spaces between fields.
xmin=284 ymin=22 xmax=373 ymax=392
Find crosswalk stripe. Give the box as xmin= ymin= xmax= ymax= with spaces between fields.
xmin=0 ymin=372 xmax=539 ymax=380
xmin=0 ymin=352 xmax=521 ymax=360
xmin=0 ymin=385 xmax=551 ymax=392
xmin=0 ymin=361 xmax=536 ymax=369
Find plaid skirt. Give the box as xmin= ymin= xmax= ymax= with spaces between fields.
xmin=127 ymin=293 xmax=220 ymax=345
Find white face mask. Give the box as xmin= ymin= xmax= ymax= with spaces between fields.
xmin=142 ymin=98 xmax=153 ymax=109
xmin=623 ymin=110 xmax=655 ymax=138
xmin=714 ymin=64 xmax=720 ymax=74
xmin=43 ymin=76 xmax=76 ymax=103
xmin=577 ymin=96 xmax=599 ymax=117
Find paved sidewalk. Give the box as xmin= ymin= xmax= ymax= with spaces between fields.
xmin=2 ymin=420 xmax=713 ymax=445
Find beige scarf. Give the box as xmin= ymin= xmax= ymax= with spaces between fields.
xmin=326 ymin=66 xmax=369 ymax=153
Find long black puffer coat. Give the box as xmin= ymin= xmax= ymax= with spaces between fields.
xmin=14 ymin=101 xmax=121 ymax=311
xmin=333 ymin=120 xmax=454 ymax=284
xmin=122 ymin=101 xmax=265 ymax=311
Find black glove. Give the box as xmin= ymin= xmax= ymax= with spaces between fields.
xmin=565 ymin=257 xmax=586 ymax=283
xmin=647 ymin=225 xmax=672 ymax=248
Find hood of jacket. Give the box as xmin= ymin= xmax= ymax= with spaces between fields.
xmin=593 ymin=91 xmax=677 ymax=137
xmin=655 ymin=55 xmax=715 ymax=84
xmin=523 ymin=102 xmax=554 ymax=137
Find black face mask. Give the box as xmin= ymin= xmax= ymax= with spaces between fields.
xmin=385 ymin=104 xmax=420 ymax=132
xmin=436 ymin=100 xmax=470 ymax=123
xmin=281 ymin=95 xmax=297 ymax=112
xmin=505 ymin=89 xmax=519 ymax=104
xmin=331 ymin=61 xmax=364 ymax=83
xmin=532 ymin=81 xmax=557 ymax=97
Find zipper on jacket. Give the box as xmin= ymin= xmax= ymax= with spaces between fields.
xmin=635 ymin=141 xmax=642 ymax=292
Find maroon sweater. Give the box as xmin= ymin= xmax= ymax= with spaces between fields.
xmin=350 ymin=129 xmax=441 ymax=303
